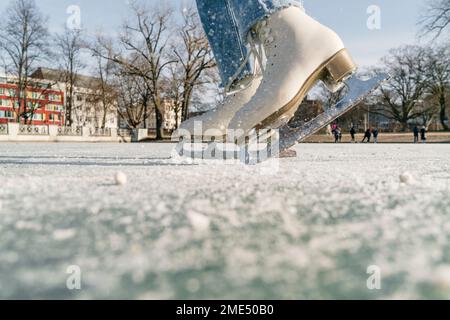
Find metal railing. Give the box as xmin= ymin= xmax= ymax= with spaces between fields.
xmin=89 ymin=127 xmax=112 ymax=137
xmin=57 ymin=126 xmax=83 ymax=136
xmin=18 ymin=125 xmax=49 ymax=136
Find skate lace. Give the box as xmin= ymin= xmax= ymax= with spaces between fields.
xmin=224 ymin=20 xmax=273 ymax=93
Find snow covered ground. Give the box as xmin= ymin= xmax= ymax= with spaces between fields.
xmin=0 ymin=142 xmax=450 ymax=299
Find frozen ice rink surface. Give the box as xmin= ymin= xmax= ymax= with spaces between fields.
xmin=0 ymin=142 xmax=450 ymax=299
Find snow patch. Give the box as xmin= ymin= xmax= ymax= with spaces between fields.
xmin=52 ymin=229 xmax=77 ymax=241
xmin=187 ymin=211 xmax=211 ymax=233
xmin=399 ymin=172 xmax=415 ymax=185
xmin=115 ymin=172 xmax=127 ymax=186
xmin=15 ymin=221 xmax=42 ymax=231
xmin=426 ymin=265 xmax=450 ymax=291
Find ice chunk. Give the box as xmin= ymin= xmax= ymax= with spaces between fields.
xmin=115 ymin=172 xmax=127 ymax=186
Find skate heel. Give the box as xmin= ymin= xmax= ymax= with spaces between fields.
xmin=321 ymin=49 xmax=357 ymax=93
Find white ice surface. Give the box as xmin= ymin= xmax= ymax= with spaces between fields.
xmin=0 ymin=142 xmax=449 ymax=299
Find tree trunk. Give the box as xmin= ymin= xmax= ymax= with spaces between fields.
xmin=102 ymin=107 xmax=107 ymax=129
xmin=66 ymin=83 xmax=73 ymax=127
xmin=401 ymin=120 xmax=409 ymax=132
xmin=439 ymin=93 xmax=448 ymax=131
xmin=155 ymin=104 xmax=163 ymax=140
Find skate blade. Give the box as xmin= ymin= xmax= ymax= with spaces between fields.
xmin=174 ymin=133 xmax=280 ymax=164
xmin=271 ymin=73 xmax=390 ymax=155
xmin=173 ymin=73 xmax=389 ymax=164
xmin=237 ymin=73 xmax=389 ymax=163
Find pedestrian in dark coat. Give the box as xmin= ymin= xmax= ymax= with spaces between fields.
xmin=420 ymin=126 xmax=427 ymax=143
xmin=413 ymin=126 xmax=419 ymax=143
xmin=373 ymin=128 xmax=379 ymax=144
xmin=350 ymin=126 xmax=356 ymax=142
xmin=362 ymin=129 xmax=371 ymax=143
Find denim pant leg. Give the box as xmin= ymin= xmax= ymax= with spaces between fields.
xmin=196 ymin=0 xmax=303 ymax=87
xmin=196 ymin=0 xmax=252 ymax=88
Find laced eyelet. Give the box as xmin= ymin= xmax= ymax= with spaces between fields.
xmin=264 ymin=37 xmax=275 ymax=45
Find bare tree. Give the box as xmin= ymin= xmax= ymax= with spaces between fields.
xmin=164 ymin=64 xmax=184 ymax=128
xmin=419 ymin=0 xmax=450 ymax=40
xmin=417 ymin=95 xmax=440 ymax=128
xmin=54 ymin=27 xmax=85 ymax=126
xmin=114 ymin=68 xmax=152 ymax=129
xmin=0 ymin=0 xmax=49 ymax=123
xmin=91 ymin=54 xmax=117 ymax=129
xmin=372 ymin=46 xmax=432 ymax=131
xmin=170 ymin=7 xmax=217 ymax=126
xmin=426 ymin=45 xmax=450 ymax=130
xmin=91 ymin=2 xmax=177 ymax=140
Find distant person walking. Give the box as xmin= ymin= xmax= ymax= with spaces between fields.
xmin=331 ymin=123 xmax=337 ymax=137
xmin=420 ymin=126 xmax=427 ymax=143
xmin=372 ymin=128 xmax=379 ymax=144
xmin=413 ymin=126 xmax=419 ymax=143
xmin=334 ymin=127 xmax=342 ymax=143
xmin=350 ymin=126 xmax=356 ymax=143
xmin=331 ymin=123 xmax=337 ymax=132
xmin=362 ymin=128 xmax=371 ymax=143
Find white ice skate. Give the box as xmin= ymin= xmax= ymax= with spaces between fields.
xmin=175 ymin=49 xmax=264 ymax=142
xmin=228 ymin=7 xmax=357 ymax=136
xmin=175 ymin=75 xmax=262 ymax=141
xmin=173 ymin=6 xmax=388 ymax=163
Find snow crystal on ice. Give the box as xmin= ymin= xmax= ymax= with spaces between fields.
xmin=52 ymin=229 xmax=77 ymax=241
xmin=187 ymin=211 xmax=211 ymax=233
xmin=399 ymin=172 xmax=415 ymax=185
xmin=115 ymin=172 xmax=128 ymax=186
xmin=1 ymin=143 xmax=450 ymax=299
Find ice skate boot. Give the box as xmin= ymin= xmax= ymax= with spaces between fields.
xmin=174 ymin=46 xmax=265 ymax=160
xmin=175 ymin=47 xmax=266 ymax=143
xmin=228 ymin=7 xmax=357 ymax=137
xmin=175 ymin=75 xmax=262 ymax=142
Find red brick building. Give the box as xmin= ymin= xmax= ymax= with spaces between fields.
xmin=0 ymin=82 xmax=65 ymax=125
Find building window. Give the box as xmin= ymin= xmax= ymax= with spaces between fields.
xmin=48 ymin=94 xmax=61 ymax=102
xmin=0 ymin=110 xmax=14 ymax=119
xmin=28 ymin=91 xmax=40 ymax=99
xmin=49 ymin=114 xmax=60 ymax=121
xmin=0 ymin=99 xmax=11 ymax=107
xmin=46 ymin=104 xmax=61 ymax=112
xmin=0 ymin=88 xmax=5 ymax=95
xmin=32 ymin=113 xmax=43 ymax=121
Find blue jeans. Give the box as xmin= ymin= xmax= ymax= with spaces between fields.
xmin=196 ymin=0 xmax=303 ymax=88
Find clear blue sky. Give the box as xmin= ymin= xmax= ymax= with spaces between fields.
xmin=30 ymin=0 xmax=429 ymax=69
